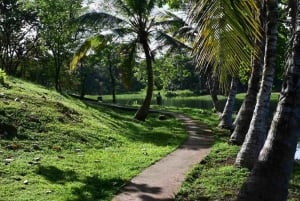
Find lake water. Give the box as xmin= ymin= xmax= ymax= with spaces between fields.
xmin=295 ymin=144 xmax=300 ymax=160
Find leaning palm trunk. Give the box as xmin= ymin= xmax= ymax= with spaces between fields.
xmin=236 ymin=1 xmax=300 ymax=200
xmin=218 ymin=77 xmax=238 ymax=130
xmin=230 ymin=42 xmax=265 ymax=144
xmin=207 ymin=76 xmax=222 ymax=113
xmin=235 ymin=0 xmax=278 ymax=170
xmin=230 ymin=1 xmax=265 ymax=145
xmin=229 ymin=56 xmax=262 ymax=144
xmin=134 ymin=40 xmax=153 ymax=121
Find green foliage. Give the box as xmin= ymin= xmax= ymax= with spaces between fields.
xmin=238 ymin=62 xmax=251 ymax=85
xmin=118 ymin=43 xmax=137 ymax=89
xmin=28 ymin=0 xmax=84 ymax=90
xmin=157 ymin=0 xmax=188 ymax=8
xmin=0 ymin=78 xmax=187 ymax=201
xmin=190 ymin=0 xmax=261 ymax=87
xmin=0 ymin=69 xmax=7 ymax=85
xmin=70 ymin=35 xmax=106 ymax=71
xmin=0 ymin=0 xmax=38 ymax=75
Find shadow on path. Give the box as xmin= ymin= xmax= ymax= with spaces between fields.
xmin=111 ymin=107 xmax=213 ymax=201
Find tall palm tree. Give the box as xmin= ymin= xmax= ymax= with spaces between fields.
xmin=189 ymin=0 xmax=261 ymax=129
xmin=229 ymin=1 xmax=266 ymax=145
xmin=234 ymin=0 xmax=278 ymax=170
xmin=236 ymin=0 xmax=300 ymax=200
xmin=73 ymin=0 xmax=171 ymax=121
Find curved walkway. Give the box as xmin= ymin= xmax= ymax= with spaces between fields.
xmin=112 ymin=112 xmax=213 ymax=201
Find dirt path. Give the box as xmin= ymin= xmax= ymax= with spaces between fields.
xmin=112 ymin=113 xmax=213 ymax=201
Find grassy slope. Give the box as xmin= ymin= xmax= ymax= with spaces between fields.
xmin=0 ymin=78 xmax=187 ymax=201
xmin=170 ymin=107 xmax=300 ymax=201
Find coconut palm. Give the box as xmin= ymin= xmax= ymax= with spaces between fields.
xmin=190 ymin=0 xmax=261 ymax=89
xmin=72 ymin=0 xmax=177 ymax=121
xmin=229 ymin=1 xmax=266 ymax=145
xmin=236 ymin=0 xmax=300 ymax=200
xmin=218 ymin=77 xmax=238 ymax=129
xmin=189 ymin=0 xmax=261 ymax=129
xmin=234 ymin=0 xmax=278 ymax=169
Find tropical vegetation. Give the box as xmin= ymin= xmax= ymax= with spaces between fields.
xmin=1 ymin=0 xmax=300 ymax=200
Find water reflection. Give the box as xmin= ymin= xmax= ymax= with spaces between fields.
xmin=295 ymin=144 xmax=300 ymax=160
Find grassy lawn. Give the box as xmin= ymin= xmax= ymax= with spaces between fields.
xmin=0 ymin=78 xmax=187 ymax=201
xmin=166 ymin=106 xmax=300 ymax=201
xmin=1 ymin=81 xmax=295 ymax=201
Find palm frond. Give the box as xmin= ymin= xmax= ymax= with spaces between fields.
xmin=70 ymin=35 xmax=105 ymax=70
xmin=190 ymin=0 xmax=260 ymax=88
xmin=77 ymin=11 xmax=126 ymax=28
xmin=156 ymin=31 xmax=192 ymax=52
xmin=118 ymin=41 xmax=137 ymax=89
xmin=175 ymin=25 xmax=197 ymax=41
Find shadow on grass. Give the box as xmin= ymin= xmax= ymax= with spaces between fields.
xmin=36 ymin=165 xmax=78 ymax=184
xmin=81 ymin=101 xmax=185 ymax=147
xmin=36 ymin=165 xmax=126 ymax=201
xmin=67 ymin=175 xmax=126 ymax=201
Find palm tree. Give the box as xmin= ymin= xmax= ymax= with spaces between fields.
xmin=218 ymin=77 xmax=238 ymax=130
xmin=190 ymin=0 xmax=261 ymax=90
xmin=236 ymin=0 xmax=300 ymax=200
xmin=229 ymin=1 xmax=266 ymax=145
xmin=73 ymin=0 xmax=175 ymax=121
xmin=234 ymin=0 xmax=278 ymax=169
xmin=189 ymin=0 xmax=261 ymax=129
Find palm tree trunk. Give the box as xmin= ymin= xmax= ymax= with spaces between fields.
xmin=229 ymin=56 xmax=262 ymax=144
xmin=218 ymin=77 xmax=238 ymax=130
xmin=230 ymin=1 xmax=265 ymax=145
xmin=79 ymin=62 xmax=86 ymax=99
xmin=134 ymin=40 xmax=153 ymax=121
xmin=235 ymin=0 xmax=278 ymax=170
xmin=236 ymin=1 xmax=299 ymax=200
xmin=207 ymin=76 xmax=222 ymax=113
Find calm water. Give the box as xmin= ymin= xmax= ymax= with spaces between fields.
xmin=295 ymin=144 xmax=300 ymax=160
xmin=108 ymin=97 xmax=226 ymax=110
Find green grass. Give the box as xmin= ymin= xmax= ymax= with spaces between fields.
xmin=0 ymin=78 xmax=187 ymax=201
xmin=0 ymin=81 xmax=292 ymax=201
xmin=167 ymin=106 xmax=300 ymax=201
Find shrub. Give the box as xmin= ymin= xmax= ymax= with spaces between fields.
xmin=0 ymin=68 xmax=7 ymax=85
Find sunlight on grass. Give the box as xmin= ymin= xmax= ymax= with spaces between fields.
xmin=0 ymin=78 xmax=187 ymax=201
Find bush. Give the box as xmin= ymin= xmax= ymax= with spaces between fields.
xmin=165 ymin=91 xmax=177 ymax=97
xmin=0 ymin=68 xmax=7 ymax=85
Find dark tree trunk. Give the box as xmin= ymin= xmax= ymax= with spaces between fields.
xmin=54 ymin=53 xmax=62 ymax=92
xmin=79 ymin=62 xmax=86 ymax=99
xmin=218 ymin=77 xmax=238 ymax=130
xmin=134 ymin=39 xmax=153 ymax=121
xmin=229 ymin=56 xmax=262 ymax=144
xmin=55 ymin=66 xmax=61 ymax=92
xmin=230 ymin=1 xmax=265 ymax=145
xmin=207 ymin=76 xmax=222 ymax=113
xmin=235 ymin=0 xmax=278 ymax=170
xmin=236 ymin=1 xmax=300 ymax=200
xmin=108 ymin=58 xmax=116 ymax=104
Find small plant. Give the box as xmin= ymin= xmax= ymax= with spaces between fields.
xmin=0 ymin=68 xmax=7 ymax=85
